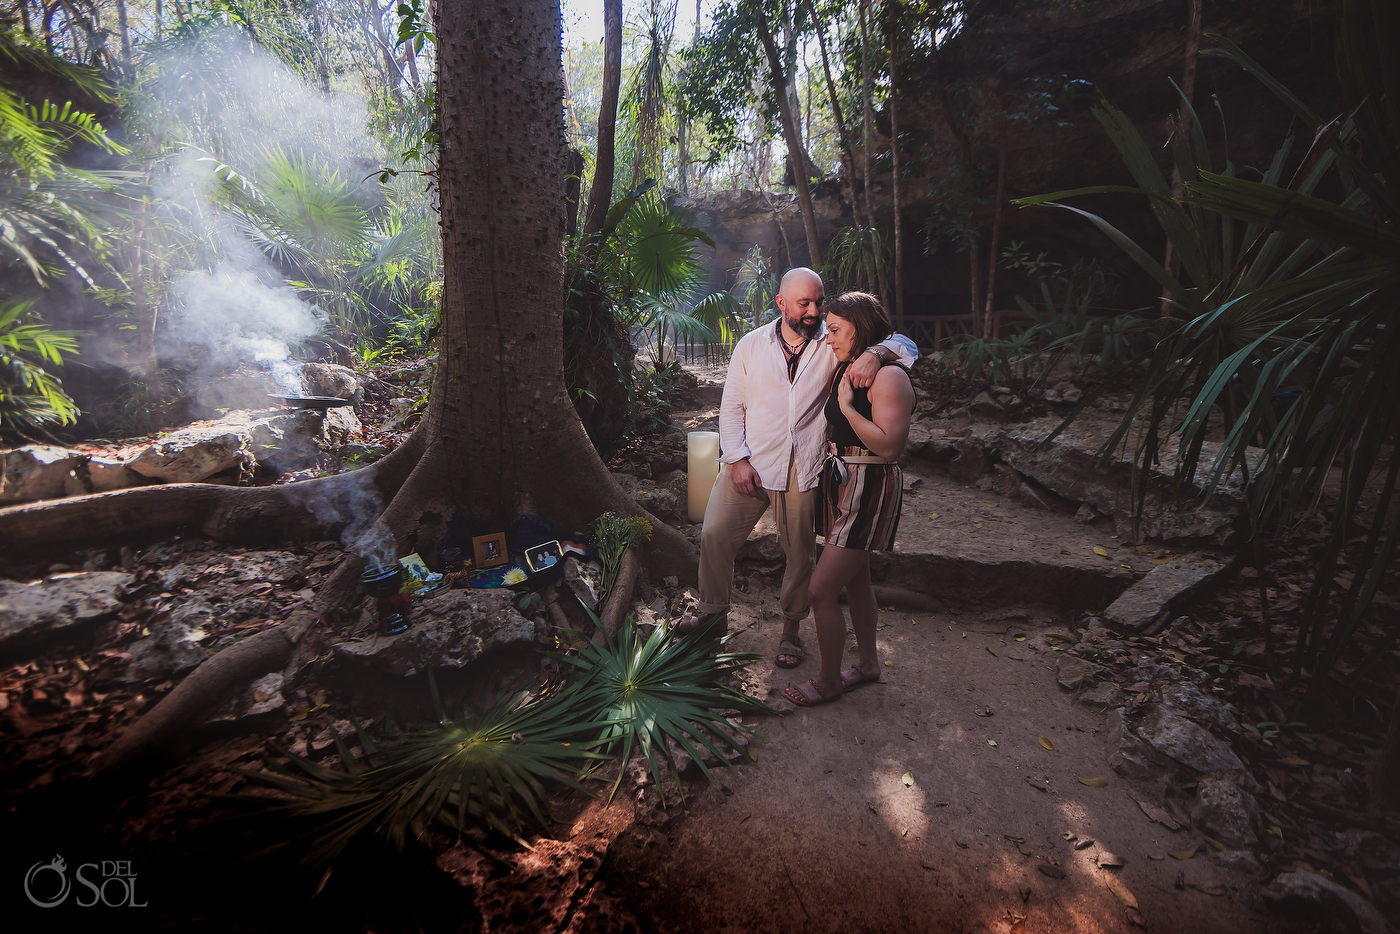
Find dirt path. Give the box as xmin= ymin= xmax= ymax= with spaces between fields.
xmin=596 ymin=367 xmax=1315 ymax=933
xmin=604 ymin=598 xmax=1298 ymax=933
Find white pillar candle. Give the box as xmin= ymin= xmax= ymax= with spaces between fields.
xmin=686 ymin=430 xmax=721 ymax=522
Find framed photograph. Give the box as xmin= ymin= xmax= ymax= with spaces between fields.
xmin=524 ymin=540 xmax=561 ymax=573
xmin=472 ymin=532 xmax=509 ymax=569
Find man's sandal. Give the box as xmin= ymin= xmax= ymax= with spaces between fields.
xmin=775 ymin=637 xmax=804 ymax=669
xmin=672 ymin=614 xmax=727 ymax=640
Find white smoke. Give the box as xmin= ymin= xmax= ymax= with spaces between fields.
xmin=138 ymin=30 xmax=383 ymax=397
xmin=282 ymin=470 xmax=397 ymax=569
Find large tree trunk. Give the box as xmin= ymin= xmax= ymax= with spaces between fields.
xmin=8 ymin=0 xmax=695 ymax=772
xmin=755 ymin=11 xmax=823 ymax=268
xmin=0 ymin=0 xmax=694 ymax=589
xmin=580 ymin=0 xmax=622 ymax=239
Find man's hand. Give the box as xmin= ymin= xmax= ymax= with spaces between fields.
xmin=729 ymin=458 xmax=763 ymax=497
xmin=846 ymin=349 xmax=882 ymax=388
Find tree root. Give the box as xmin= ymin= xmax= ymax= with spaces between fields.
xmin=598 ymin=545 xmax=641 ymax=641
xmin=93 ymin=608 xmax=320 ymax=774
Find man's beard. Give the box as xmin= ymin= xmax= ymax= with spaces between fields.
xmin=785 ymin=313 xmax=820 ymax=340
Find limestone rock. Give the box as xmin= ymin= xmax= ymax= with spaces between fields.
xmin=1134 ymin=705 xmax=1246 ymax=777
xmin=124 ymin=410 xmax=345 ymax=482
xmin=991 ymin=415 xmax=1246 ymax=545
xmin=0 ymin=571 xmax=133 ymax=662
xmin=87 ymin=456 xmax=146 ymax=493
xmin=299 ymin=362 xmax=362 ymax=402
xmin=947 ymin=438 xmax=990 ymax=483
xmin=1190 ymin=777 xmax=1260 ymax=848
xmin=332 ymin=588 xmax=539 ymax=677
xmin=0 ymin=445 xmax=87 ymax=503
xmin=970 ymin=391 xmax=1004 ymax=417
xmin=125 ymin=599 xmax=213 ymax=680
xmin=125 ymin=419 xmax=256 ymax=482
xmin=1076 ymin=682 xmax=1125 ymax=708
xmin=614 ymin=472 xmax=680 ymax=520
xmin=1055 ymin=654 xmax=1102 ymax=691
xmin=1263 ymin=870 xmax=1395 ymax=934
xmin=1103 ymin=553 xmax=1231 ymax=631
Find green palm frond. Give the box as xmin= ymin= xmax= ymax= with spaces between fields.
xmin=560 ymin=617 xmax=774 ymax=803
xmin=1019 ymin=0 xmax=1400 ymax=683
xmin=618 ymin=193 xmax=713 ymax=298
xmin=0 ymin=300 xmax=80 ymax=428
xmin=236 ymin=684 xmax=612 ymax=876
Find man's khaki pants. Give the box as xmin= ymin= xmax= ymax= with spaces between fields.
xmin=696 ymin=453 xmax=816 ymax=625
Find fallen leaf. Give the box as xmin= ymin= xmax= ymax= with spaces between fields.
xmin=1188 ymin=881 xmax=1228 ymax=897
xmin=1093 ymin=545 xmax=1110 ymax=558
xmin=1102 ymin=873 xmax=1139 ymax=909
xmin=1063 ymin=832 xmax=1077 ymax=842
xmin=901 ymin=771 xmax=915 ymax=787
xmin=1098 ymin=851 xmax=1125 ymax=869
xmin=1126 ymin=905 xmax=1148 ymax=928
xmin=1078 ymin=776 xmax=1109 ymax=787
xmin=1037 ymin=863 xmax=1066 ymax=879
xmin=986 ymin=647 xmax=998 ymax=657
xmin=1129 ymin=792 xmax=1184 ymax=830
xmin=928 ymin=512 xmax=939 ymax=520
xmin=1204 ymin=836 xmax=1226 ymax=851
xmin=884 ymin=660 xmax=894 ymax=668
xmin=1015 ymin=634 xmax=1027 ymax=642
xmin=987 ymin=738 xmax=998 ymax=747
xmin=1169 ymin=846 xmax=1198 ymax=861
xmin=1074 ymin=838 xmax=1094 ymax=851
xmin=1038 ymin=736 xmax=1054 ymax=751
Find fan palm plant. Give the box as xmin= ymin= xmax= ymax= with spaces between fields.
xmin=234 ymin=619 xmax=773 ymax=882
xmin=559 ymin=617 xmax=774 ymax=803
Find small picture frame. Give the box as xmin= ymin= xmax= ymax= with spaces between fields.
xmin=524 ymin=540 xmax=561 ymax=573
xmin=472 ymin=532 xmax=509 ymax=569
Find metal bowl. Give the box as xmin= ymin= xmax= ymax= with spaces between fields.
xmin=266 ymin=394 xmax=355 ymax=410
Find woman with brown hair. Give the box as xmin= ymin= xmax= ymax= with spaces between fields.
xmin=784 ymin=292 xmax=914 ymax=706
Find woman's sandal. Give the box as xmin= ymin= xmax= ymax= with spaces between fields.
xmin=775 ymin=637 xmax=804 ymax=669
xmin=839 ymin=667 xmax=880 ymax=691
xmin=783 ymin=679 xmax=841 ymax=707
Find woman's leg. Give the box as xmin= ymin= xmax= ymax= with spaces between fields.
xmin=808 ymin=543 xmax=869 ymax=696
xmin=843 ymin=558 xmax=880 ymax=680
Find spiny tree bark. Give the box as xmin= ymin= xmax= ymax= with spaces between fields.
xmin=2 ymin=0 xmax=696 ymax=771
xmin=11 ymin=0 xmax=697 ymax=771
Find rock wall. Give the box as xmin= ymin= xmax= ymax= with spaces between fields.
xmin=673 ymin=0 xmax=1342 ymax=324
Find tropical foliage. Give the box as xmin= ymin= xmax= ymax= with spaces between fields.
xmin=0 ymin=300 xmax=80 ymax=428
xmin=236 ymin=618 xmax=771 ymax=880
xmin=1017 ymin=0 xmax=1398 ymax=686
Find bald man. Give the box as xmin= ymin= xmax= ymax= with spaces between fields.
xmin=678 ymin=267 xmax=917 ymax=669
